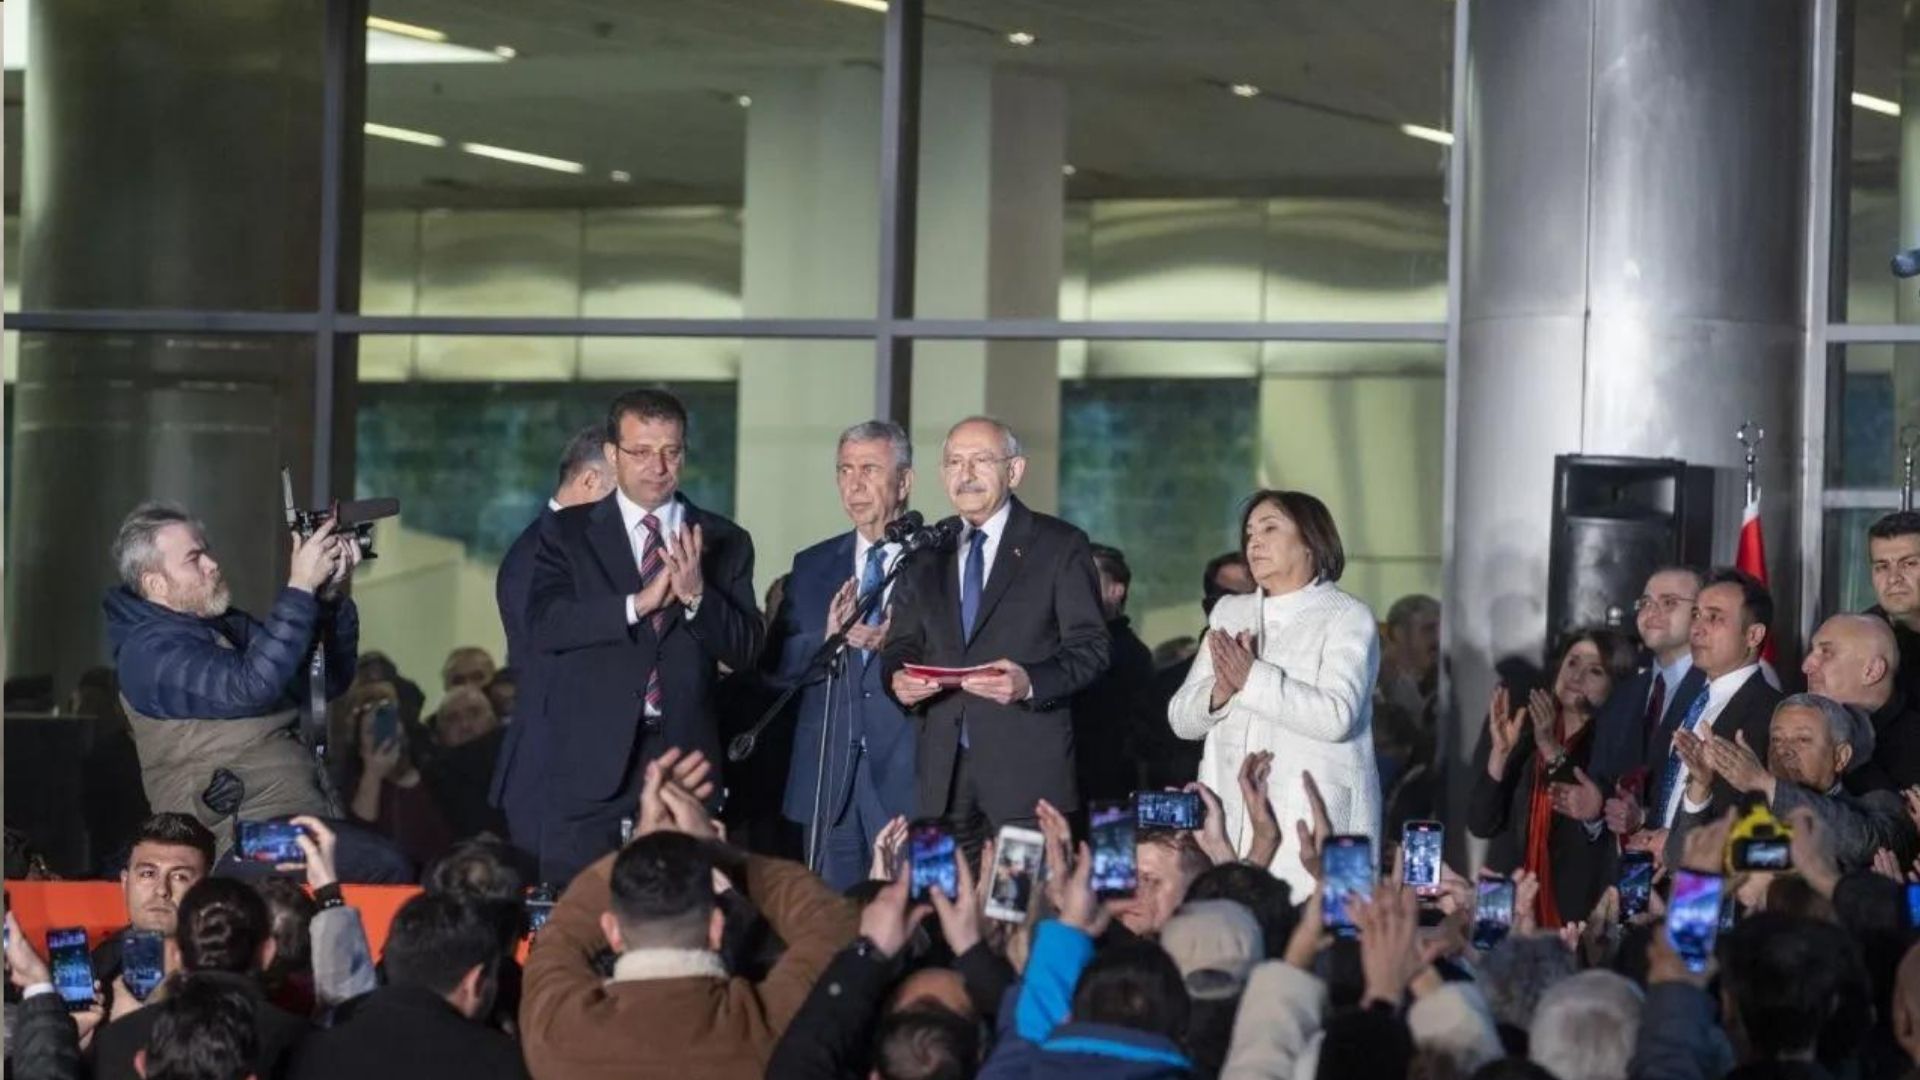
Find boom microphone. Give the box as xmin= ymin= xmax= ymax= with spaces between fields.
xmin=882 ymin=511 xmax=925 ymax=545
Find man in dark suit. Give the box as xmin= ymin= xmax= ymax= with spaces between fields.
xmin=489 ymin=426 xmax=613 ymax=873
xmin=526 ymin=389 xmax=762 ymax=885
xmin=1072 ymin=544 xmax=1153 ymax=802
xmin=1593 ymin=567 xmax=1710 ymax=835
xmin=882 ymin=416 xmax=1109 ymax=846
xmin=767 ymin=420 xmax=918 ymax=889
xmin=1640 ymin=567 xmax=1783 ymax=838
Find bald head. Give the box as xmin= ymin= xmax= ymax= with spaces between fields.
xmin=1802 ymin=614 xmax=1900 ymax=709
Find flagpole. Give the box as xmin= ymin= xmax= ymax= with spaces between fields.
xmin=1736 ymin=422 xmax=1763 ymax=506
xmin=1902 ymin=424 xmax=1917 ymax=512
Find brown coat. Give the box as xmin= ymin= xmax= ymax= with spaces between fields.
xmin=519 ymin=850 xmax=858 ymax=1080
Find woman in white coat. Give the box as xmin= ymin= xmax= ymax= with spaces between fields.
xmin=1169 ymin=490 xmax=1381 ymax=899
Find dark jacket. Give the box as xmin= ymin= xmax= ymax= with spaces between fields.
xmin=1666 ymin=668 xmax=1784 ymax=824
xmin=527 ymin=493 xmax=762 ymax=803
xmin=491 ymin=508 xmax=553 ymax=860
xmin=1468 ymin=721 xmax=1614 ymax=924
xmin=8 ymin=992 xmax=84 ymax=1080
xmin=1629 ymin=982 xmax=1735 ymax=1080
xmin=978 ymin=921 xmax=1191 ymax=1079
xmin=1869 ymin=605 xmax=1920 ymax=705
xmin=1072 ymin=616 xmax=1155 ymax=803
xmin=91 ymin=971 xmax=310 ymax=1080
xmin=1670 ymin=780 xmax=1913 ymax=874
xmin=1846 ymin=686 xmax=1920 ymax=796
xmin=1589 ymin=664 xmax=1709 ymax=791
xmin=288 ymin=984 xmax=529 ymax=1080
xmin=104 ymin=586 xmax=354 ymax=854
xmin=880 ymin=497 xmax=1111 ymax=821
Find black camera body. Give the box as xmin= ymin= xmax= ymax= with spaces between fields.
xmin=282 ymin=469 xmax=399 ymax=560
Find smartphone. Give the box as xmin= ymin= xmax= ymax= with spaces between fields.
xmin=525 ymin=884 xmax=558 ymax=936
xmin=1730 ymin=834 xmax=1792 ymax=872
xmin=370 ymin=701 xmax=400 ymax=748
xmin=908 ymin=820 xmax=957 ymax=902
xmin=1089 ymin=798 xmax=1138 ymax=898
xmin=1906 ymin=882 xmax=1920 ymax=931
xmin=1401 ymin=820 xmax=1444 ymax=895
xmin=1136 ymin=791 xmax=1205 ymax=831
xmin=1320 ymin=835 xmax=1374 ymax=936
xmin=1618 ymin=850 xmax=1655 ymax=921
xmin=1471 ymin=877 xmax=1516 ymax=951
xmin=46 ymin=927 xmax=95 ymax=1011
xmin=985 ymin=825 xmax=1045 ymax=922
xmin=121 ymin=929 xmax=165 ymax=1002
xmin=1667 ymin=869 xmax=1725 ymax=974
xmin=235 ymin=819 xmax=307 ymax=864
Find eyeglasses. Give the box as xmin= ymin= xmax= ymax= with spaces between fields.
xmin=1633 ymin=594 xmax=1697 ymax=614
xmin=941 ymin=453 xmax=1016 ymax=475
xmin=617 ymin=444 xmax=685 ymax=466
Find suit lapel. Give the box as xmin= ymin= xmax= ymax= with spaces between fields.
xmin=587 ymin=495 xmax=643 ymax=595
xmin=968 ymin=497 xmax=1035 ymax=643
xmin=1710 ymin=669 xmax=1763 ymax=739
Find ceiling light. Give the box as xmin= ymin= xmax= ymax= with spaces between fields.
xmin=823 ymin=0 xmax=890 ymax=11
xmin=364 ymin=122 xmax=446 ymax=148
xmin=367 ymin=15 xmax=446 ymax=42
xmin=1400 ymin=123 xmax=1455 ymax=146
xmin=610 ymin=170 xmax=633 ymax=183
xmin=1007 ymin=31 xmax=1037 ymax=46
xmin=493 ymin=45 xmax=518 ymax=59
xmin=737 ymin=94 xmax=753 ymax=108
xmin=366 ymin=28 xmax=506 ymax=64
xmin=1853 ymin=91 xmax=1902 ymax=117
xmin=460 ymin=142 xmax=586 ymax=174
xmin=1062 ymin=164 xmax=1077 ymax=176
xmin=1230 ymin=83 xmax=1261 ymax=98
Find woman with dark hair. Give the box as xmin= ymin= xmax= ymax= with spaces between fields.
xmin=1169 ymin=490 xmax=1382 ymax=899
xmin=1469 ymin=628 xmax=1638 ymax=927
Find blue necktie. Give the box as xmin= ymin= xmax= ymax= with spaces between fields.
xmin=1654 ymin=692 xmax=1711 ymax=827
xmin=858 ymin=545 xmax=887 ymax=660
xmin=961 ymin=529 xmax=987 ymax=641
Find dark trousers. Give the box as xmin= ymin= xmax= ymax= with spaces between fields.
xmin=941 ymin=747 xmax=1039 ymax=867
xmin=538 ymin=726 xmax=667 ymax=888
xmin=808 ymin=746 xmax=892 ymax=892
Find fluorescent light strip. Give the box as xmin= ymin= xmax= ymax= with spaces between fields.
xmin=1400 ymin=123 xmax=1455 ymax=146
xmin=367 ymin=15 xmax=447 ymax=42
xmin=365 ymin=122 xmax=446 ymax=147
xmin=822 ymin=0 xmax=889 ymax=11
xmin=1853 ymin=91 xmax=1902 ymax=117
xmin=461 ymin=142 xmax=586 ymax=174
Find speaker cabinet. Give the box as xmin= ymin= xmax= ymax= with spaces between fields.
xmin=1546 ymin=456 xmax=1715 ymax=643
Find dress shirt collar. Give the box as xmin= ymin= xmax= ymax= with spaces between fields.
xmin=853 ymin=531 xmax=900 ymax=571
xmin=1653 ymin=651 xmax=1694 ymax=692
xmin=960 ymin=498 xmax=1013 ymax=547
xmin=1703 ymin=662 xmax=1761 ymax=709
xmin=547 ymin=498 xmax=562 ymax=513
xmin=617 ymin=487 xmax=683 ymax=538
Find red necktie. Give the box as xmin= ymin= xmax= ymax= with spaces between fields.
xmin=1643 ymin=672 xmax=1667 ymax=737
xmin=638 ymin=514 xmax=667 ymax=715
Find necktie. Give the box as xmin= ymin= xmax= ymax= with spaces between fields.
xmin=858 ymin=545 xmax=887 ymax=659
xmin=1653 ymin=692 xmax=1711 ymax=827
xmin=961 ymin=530 xmax=987 ymax=641
xmin=638 ymin=514 xmax=667 ymax=716
xmin=1643 ymin=672 xmax=1668 ymax=739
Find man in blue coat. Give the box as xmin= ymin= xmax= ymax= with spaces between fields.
xmin=489 ymin=426 xmax=615 ymax=875
xmin=766 ymin=419 xmax=919 ymax=889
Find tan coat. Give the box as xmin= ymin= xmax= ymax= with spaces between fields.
xmin=519 ymin=851 xmax=858 ymax=1080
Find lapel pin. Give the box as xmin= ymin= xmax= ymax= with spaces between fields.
xmin=1013 ymin=547 xmax=1022 ymax=558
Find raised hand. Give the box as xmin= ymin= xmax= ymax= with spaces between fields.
xmin=1511 ymin=869 xmax=1541 ymax=934
xmin=1706 ymin=731 xmax=1772 ymax=797
xmin=1239 ymin=751 xmax=1282 ymax=866
xmin=1037 ymin=799 xmax=1074 ymax=912
xmin=1188 ymin=782 xmax=1237 ymax=865
xmin=858 ymin=874 xmax=930 ymax=960
xmin=1528 ymin=688 xmax=1562 ymax=759
xmin=930 ymin=839 xmax=989 ymax=956
xmin=1549 ymin=767 xmax=1603 ymax=823
xmin=662 ymin=524 xmax=706 ymax=608
xmin=870 ymin=815 xmax=909 ymax=882
xmin=1296 ymin=771 xmax=1333 ymax=882
xmin=1207 ymin=630 xmax=1256 ymax=709
xmin=1674 ymin=730 xmax=1716 ymax=802
xmin=1604 ymin=783 xmax=1645 ymax=836
xmin=1351 ymin=885 xmax=1426 ymax=1007
xmin=1487 ymin=686 xmax=1526 ymax=775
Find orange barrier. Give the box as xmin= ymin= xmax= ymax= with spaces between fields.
xmin=6 ymin=881 xmax=423 ymax=958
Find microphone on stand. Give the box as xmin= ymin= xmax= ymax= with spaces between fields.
xmin=882 ymin=511 xmax=925 ymax=545
xmin=904 ymin=515 xmax=963 ymax=554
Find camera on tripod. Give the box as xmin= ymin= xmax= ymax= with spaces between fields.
xmin=282 ymin=468 xmax=400 ymax=560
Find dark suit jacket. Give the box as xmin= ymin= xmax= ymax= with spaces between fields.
xmin=1589 ymin=664 xmax=1709 ymax=792
xmin=880 ymin=497 xmax=1110 ymax=822
xmin=768 ymin=531 xmax=917 ymax=829
xmin=526 ymin=492 xmax=762 ymax=801
xmin=1847 ymin=686 xmax=1920 ymax=796
xmin=1670 ymin=667 xmax=1783 ymax=821
xmin=1071 ymin=616 xmax=1155 ymax=803
xmin=91 ymin=971 xmax=308 ymax=1080
xmin=1468 ymin=722 xmax=1613 ymax=924
xmin=489 ymin=509 xmax=549 ymax=826
xmin=289 ymin=984 xmax=530 ymax=1080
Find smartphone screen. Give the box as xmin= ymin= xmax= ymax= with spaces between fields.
xmin=1471 ymin=878 xmax=1516 ymax=950
xmin=1667 ymin=869 xmax=1725 ymax=974
xmin=1136 ymin=791 xmax=1204 ymax=831
xmin=1321 ymin=835 xmax=1374 ymax=935
xmin=235 ymin=820 xmax=306 ymax=864
xmin=908 ymin=820 xmax=957 ymax=902
xmin=370 ymin=702 xmax=400 ymax=747
xmin=1618 ymin=851 xmax=1655 ymax=920
xmin=121 ymin=929 xmax=165 ymax=1002
xmin=525 ymin=884 xmax=558 ymax=936
xmin=1089 ymin=798 xmax=1138 ymax=898
xmin=985 ymin=826 xmax=1044 ymax=922
xmin=1731 ymin=837 xmax=1792 ymax=872
xmin=1906 ymin=883 xmax=1920 ymax=932
xmin=46 ymin=927 xmax=95 ymax=1010
xmin=1401 ymin=820 xmax=1443 ymax=894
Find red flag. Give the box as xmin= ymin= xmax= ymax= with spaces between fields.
xmin=1735 ymin=495 xmax=1778 ymax=663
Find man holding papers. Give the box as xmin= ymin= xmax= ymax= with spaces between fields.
xmin=883 ymin=416 xmax=1110 ymax=848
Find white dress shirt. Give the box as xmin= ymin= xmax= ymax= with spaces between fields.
xmin=1672 ymin=662 xmax=1763 ymax=819
xmin=956 ymin=499 xmax=1013 ymax=594
xmin=852 ymin=533 xmax=901 ymax=610
xmin=618 ymin=489 xmax=686 ymax=627
xmin=547 ymin=497 xmax=562 ymax=513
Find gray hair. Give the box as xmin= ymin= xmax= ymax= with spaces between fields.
xmin=1478 ymin=934 xmax=1577 ymax=1031
xmin=556 ymin=424 xmax=611 ymax=489
xmin=944 ymin=415 xmax=1023 ymax=459
xmin=1529 ymin=970 xmax=1644 ymax=1080
xmin=1777 ymin=692 xmax=1876 ymax=773
xmin=113 ymin=502 xmax=200 ymax=594
xmin=836 ymin=419 xmax=912 ymax=469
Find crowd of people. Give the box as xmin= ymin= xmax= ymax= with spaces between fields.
xmin=12 ymin=384 xmax=1920 ymax=1080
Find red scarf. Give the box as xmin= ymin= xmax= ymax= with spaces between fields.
xmin=1521 ymin=712 xmax=1586 ymax=929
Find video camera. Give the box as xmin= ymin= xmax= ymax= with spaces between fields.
xmin=281 ymin=468 xmax=400 ymax=560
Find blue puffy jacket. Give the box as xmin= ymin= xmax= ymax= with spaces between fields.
xmin=104 ymin=586 xmax=357 ymax=720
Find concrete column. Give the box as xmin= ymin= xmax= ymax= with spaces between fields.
xmin=8 ymin=0 xmax=326 ymax=694
xmin=1449 ymin=0 xmax=1808 ymax=837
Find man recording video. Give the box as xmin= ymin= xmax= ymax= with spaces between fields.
xmin=103 ymin=502 xmax=409 ymax=882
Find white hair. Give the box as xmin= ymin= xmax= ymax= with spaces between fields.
xmin=837 ymin=419 xmax=912 ymax=469
xmin=944 ymin=415 xmax=1023 ymax=459
xmin=1529 ymin=970 xmax=1644 ymax=1080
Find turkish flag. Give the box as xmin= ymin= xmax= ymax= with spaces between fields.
xmin=1735 ymin=495 xmax=1778 ymax=664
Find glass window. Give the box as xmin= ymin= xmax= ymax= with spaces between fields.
xmin=915 ymin=5 xmax=1452 ymax=322
xmin=1828 ymin=344 xmax=1913 ymax=487
xmin=1838 ymin=0 xmax=1920 ymax=322
xmin=361 ymin=2 xmax=881 ymax=318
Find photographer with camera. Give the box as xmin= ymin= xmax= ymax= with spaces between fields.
xmin=103 ymin=502 xmax=410 ymax=883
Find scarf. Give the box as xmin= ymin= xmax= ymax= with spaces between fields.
xmin=1521 ymin=711 xmax=1588 ymax=929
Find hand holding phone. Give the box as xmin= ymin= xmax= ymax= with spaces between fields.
xmin=908 ymin=820 xmax=958 ymax=902
xmin=1137 ymin=791 xmax=1205 ymax=831
xmin=1320 ymin=835 xmax=1374 ymax=936
xmin=235 ymin=819 xmax=308 ymax=865
xmin=121 ymin=930 xmax=166 ymax=1002
xmin=1401 ymin=821 xmax=1444 ymax=895
xmin=525 ymin=884 xmax=558 ymax=936
xmin=1666 ymin=869 xmax=1725 ymax=974
xmin=1089 ymin=799 xmax=1138 ymax=899
xmin=1471 ymin=876 xmax=1516 ymax=950
xmin=46 ymin=927 xmax=96 ymax=1011
xmin=985 ymin=825 xmax=1044 ymax=922
xmin=1618 ymin=851 xmax=1655 ymax=921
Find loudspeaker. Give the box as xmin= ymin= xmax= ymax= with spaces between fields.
xmin=1546 ymin=456 xmax=1715 ymax=643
